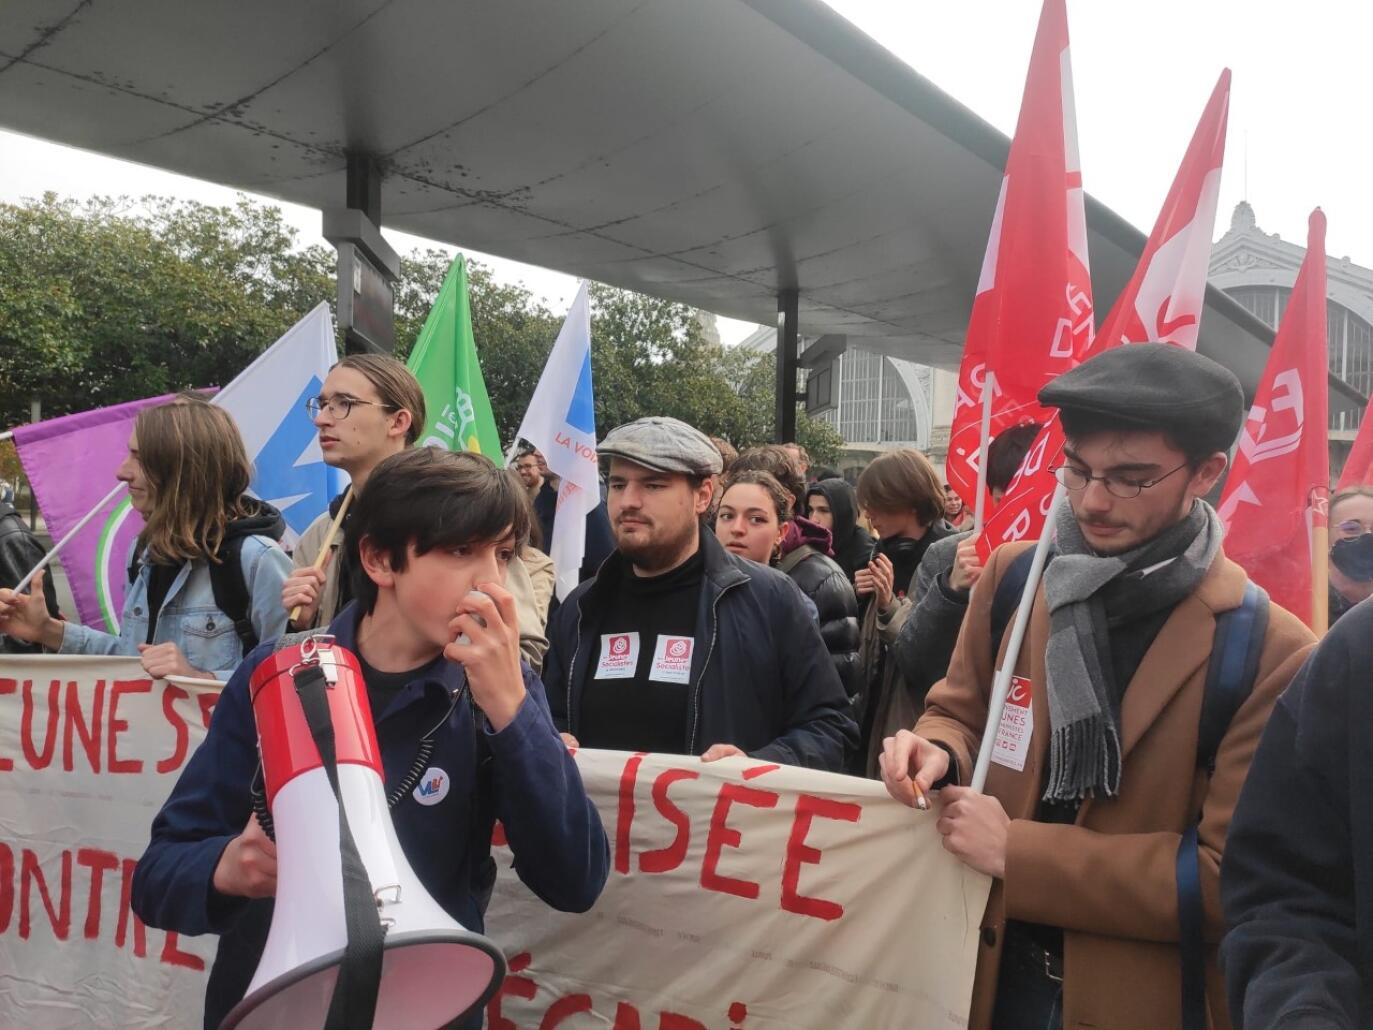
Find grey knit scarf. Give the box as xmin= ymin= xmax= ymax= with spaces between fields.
xmin=1040 ymin=500 xmax=1221 ymax=802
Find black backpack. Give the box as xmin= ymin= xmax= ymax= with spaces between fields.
xmin=129 ymin=535 xmax=260 ymax=654
xmin=989 ymin=547 xmax=1269 ymax=1030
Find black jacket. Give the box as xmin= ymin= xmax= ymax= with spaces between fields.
xmin=805 ymin=479 xmax=874 ymax=584
xmin=543 ymin=530 xmax=858 ymax=771
xmin=1221 ymin=596 xmax=1373 ymax=1028
xmin=779 ymin=539 xmax=860 ymax=698
xmin=0 ymin=500 xmax=60 ymax=654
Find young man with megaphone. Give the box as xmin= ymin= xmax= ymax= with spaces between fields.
xmin=132 ymin=447 xmax=610 ymax=1029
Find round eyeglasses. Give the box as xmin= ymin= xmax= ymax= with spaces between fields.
xmin=1049 ymin=462 xmax=1190 ymax=500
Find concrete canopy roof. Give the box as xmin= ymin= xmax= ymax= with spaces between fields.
xmin=1 ymin=0 xmax=1362 ymax=416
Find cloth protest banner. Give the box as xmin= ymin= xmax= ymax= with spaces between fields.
xmin=945 ymin=0 xmax=1093 ymax=524
xmin=406 ymin=253 xmax=503 ymax=458
xmin=979 ymin=70 xmax=1232 ymax=558
xmin=0 ymin=662 xmax=989 ymax=1029
xmin=1219 ymin=210 xmax=1331 ymax=629
xmin=484 ymin=750 xmax=991 ymax=1029
xmin=13 ymin=395 xmax=175 ymax=631
xmin=0 ymin=655 xmax=219 ymax=1029
xmin=514 ymin=283 xmax=600 ymax=600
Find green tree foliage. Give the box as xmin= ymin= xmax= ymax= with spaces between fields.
xmin=0 ymin=194 xmax=843 ymax=466
xmin=0 ymin=194 xmax=335 ymax=426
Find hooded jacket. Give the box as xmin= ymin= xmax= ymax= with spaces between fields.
xmin=778 ymin=518 xmax=860 ymax=697
xmin=542 ymin=529 xmax=857 ymax=770
xmin=59 ymin=499 xmax=291 ymax=680
xmin=805 ymin=479 xmax=874 ymax=584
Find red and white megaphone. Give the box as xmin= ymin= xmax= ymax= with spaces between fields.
xmin=221 ymin=635 xmax=505 ymax=1030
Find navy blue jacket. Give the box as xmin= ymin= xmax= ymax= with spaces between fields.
xmin=1222 ymin=597 xmax=1373 ymax=1029
xmin=542 ymin=530 xmax=858 ymax=770
xmin=132 ymin=604 xmax=609 ymax=1028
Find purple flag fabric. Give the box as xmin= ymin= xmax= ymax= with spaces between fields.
xmin=12 ymin=395 xmax=173 ymax=631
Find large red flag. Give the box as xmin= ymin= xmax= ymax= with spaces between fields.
xmin=978 ymin=72 xmax=1233 ymax=557
xmin=1337 ymin=412 xmax=1373 ymax=489
xmin=1094 ymin=70 xmax=1230 ymax=351
xmin=1219 ymin=209 xmax=1330 ymax=628
xmin=945 ymin=0 xmax=1092 ymax=515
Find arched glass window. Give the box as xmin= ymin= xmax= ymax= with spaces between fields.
xmin=1224 ymin=285 xmax=1371 ymax=429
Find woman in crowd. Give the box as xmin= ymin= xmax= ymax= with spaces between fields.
xmin=852 ymin=448 xmax=952 ymax=776
xmin=942 ymin=483 xmax=971 ymax=530
xmin=715 ymin=469 xmax=860 ymax=697
xmin=1328 ymin=485 xmax=1373 ymax=624
xmin=0 ymin=397 xmax=291 ymax=681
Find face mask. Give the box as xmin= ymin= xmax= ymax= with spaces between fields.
xmin=1331 ymin=532 xmax=1373 ymax=581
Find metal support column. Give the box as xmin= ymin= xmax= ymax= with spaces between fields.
xmin=775 ymin=288 xmax=799 ymax=443
xmin=325 ymin=152 xmax=399 ymax=354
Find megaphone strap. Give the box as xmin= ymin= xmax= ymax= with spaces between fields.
xmin=292 ymin=661 xmax=386 ymax=1030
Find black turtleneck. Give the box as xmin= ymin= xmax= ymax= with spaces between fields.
xmin=577 ymin=546 xmax=706 ymax=753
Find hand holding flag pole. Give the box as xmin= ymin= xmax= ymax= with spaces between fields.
xmin=288 ymin=486 xmax=353 ymax=625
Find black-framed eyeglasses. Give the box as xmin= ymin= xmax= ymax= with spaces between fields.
xmin=305 ymin=395 xmax=396 ymax=420
xmin=1049 ymin=462 xmax=1190 ymax=500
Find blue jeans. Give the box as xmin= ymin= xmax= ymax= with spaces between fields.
xmin=990 ymin=924 xmax=1063 ymax=1030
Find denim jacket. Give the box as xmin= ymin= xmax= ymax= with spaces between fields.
xmin=59 ymin=535 xmax=291 ymax=681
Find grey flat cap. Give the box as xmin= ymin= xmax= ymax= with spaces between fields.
xmin=1039 ymin=342 xmax=1245 ymax=454
xmin=599 ymin=416 xmax=723 ymax=476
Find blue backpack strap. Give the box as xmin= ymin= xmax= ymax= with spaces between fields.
xmin=1175 ymin=580 xmax=1269 ymax=1030
xmin=989 ymin=547 xmax=1043 ymax=658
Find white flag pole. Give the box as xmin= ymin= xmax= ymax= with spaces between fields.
xmin=14 ymin=481 xmax=127 ymax=594
xmin=972 ymin=371 xmax=996 ymax=533
xmin=971 ymin=480 xmax=1066 ymax=793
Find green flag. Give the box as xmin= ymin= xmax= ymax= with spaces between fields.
xmin=406 ymin=254 xmax=502 ymax=457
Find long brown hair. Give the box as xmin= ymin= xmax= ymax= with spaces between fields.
xmin=336 ymin=353 xmax=427 ymax=446
xmin=134 ymin=398 xmax=255 ymax=565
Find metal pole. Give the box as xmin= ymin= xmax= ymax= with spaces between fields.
xmin=775 ymin=289 xmax=799 ymax=443
xmin=972 ymin=481 xmax=1066 ymax=792
xmin=972 ymin=371 xmax=995 ymax=533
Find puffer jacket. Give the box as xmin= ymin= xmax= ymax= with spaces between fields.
xmin=778 ymin=518 xmax=860 ymax=697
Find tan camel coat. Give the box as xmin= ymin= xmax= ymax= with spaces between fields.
xmin=916 ymin=541 xmax=1314 ymax=1030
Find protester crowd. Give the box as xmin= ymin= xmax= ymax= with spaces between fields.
xmin=1 ymin=342 xmax=1371 ymax=1029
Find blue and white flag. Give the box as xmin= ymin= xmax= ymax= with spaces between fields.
xmin=514 ymin=283 xmax=599 ymax=600
xmin=214 ymin=302 xmax=347 ymax=546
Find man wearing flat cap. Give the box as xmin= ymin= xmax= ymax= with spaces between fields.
xmin=542 ymin=416 xmax=857 ymax=770
xmin=879 ymin=344 xmax=1315 ymax=1030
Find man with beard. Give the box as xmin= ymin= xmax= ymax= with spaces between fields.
xmin=879 ymin=344 xmax=1315 ymax=1030
xmin=542 ymin=417 xmax=856 ymax=770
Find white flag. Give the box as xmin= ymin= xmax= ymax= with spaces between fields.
xmin=213 ymin=302 xmax=348 ymax=547
xmin=515 ymin=284 xmax=599 ymax=600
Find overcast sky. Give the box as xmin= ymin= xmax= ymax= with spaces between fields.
xmin=1 ymin=0 xmax=1365 ymax=339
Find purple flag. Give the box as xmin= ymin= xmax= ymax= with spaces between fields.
xmin=13 ymin=395 xmax=174 ymax=631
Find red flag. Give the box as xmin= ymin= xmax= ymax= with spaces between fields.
xmin=1094 ymin=70 xmax=1230 ymax=351
xmin=1219 ymin=209 xmax=1330 ymax=627
xmin=978 ymin=71 xmax=1233 ymax=558
xmin=1337 ymin=412 xmax=1373 ymax=489
xmin=945 ymin=0 xmax=1093 ymax=516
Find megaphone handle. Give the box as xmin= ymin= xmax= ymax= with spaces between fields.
xmin=292 ymin=663 xmax=386 ymax=1030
